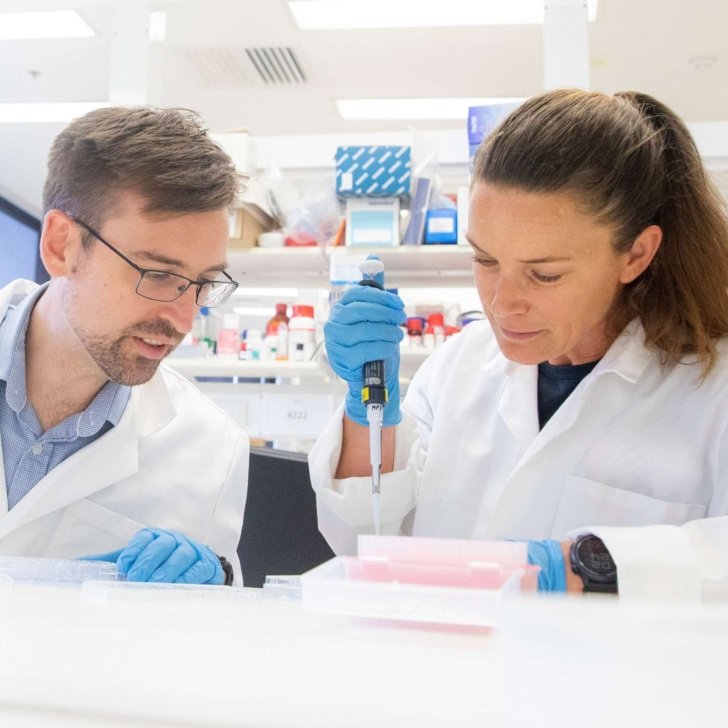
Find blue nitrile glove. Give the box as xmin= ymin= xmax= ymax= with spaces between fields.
xmin=527 ymin=539 xmax=567 ymax=592
xmin=325 ymin=263 xmax=406 ymax=426
xmin=83 ymin=528 xmax=225 ymax=584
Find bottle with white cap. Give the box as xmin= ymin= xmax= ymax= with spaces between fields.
xmin=288 ymin=305 xmax=316 ymax=361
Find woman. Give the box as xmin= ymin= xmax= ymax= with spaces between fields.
xmin=309 ymin=89 xmax=728 ymax=599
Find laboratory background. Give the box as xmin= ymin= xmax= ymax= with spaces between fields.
xmin=3 ymin=0 xmax=726 ymax=453
xmin=0 ymin=1 xmax=727 ymax=726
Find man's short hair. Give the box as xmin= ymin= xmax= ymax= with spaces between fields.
xmin=43 ymin=106 xmax=242 ymax=230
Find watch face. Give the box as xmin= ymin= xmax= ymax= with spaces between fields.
xmin=575 ymin=535 xmax=617 ymax=583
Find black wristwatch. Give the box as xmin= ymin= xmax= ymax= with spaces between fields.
xmin=570 ymin=534 xmax=618 ymax=594
xmin=218 ymin=556 xmax=235 ymax=586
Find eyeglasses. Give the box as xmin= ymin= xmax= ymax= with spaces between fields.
xmin=70 ymin=217 xmax=239 ymax=307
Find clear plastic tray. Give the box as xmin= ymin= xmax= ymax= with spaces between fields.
xmin=81 ymin=580 xmax=261 ymax=603
xmin=262 ymin=575 xmax=303 ymax=600
xmin=301 ymin=536 xmax=539 ymax=627
xmin=0 ymin=556 xmax=121 ymax=584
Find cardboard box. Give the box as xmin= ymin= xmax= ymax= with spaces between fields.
xmin=228 ymin=204 xmax=275 ymax=249
xmin=336 ymin=145 xmax=411 ymax=197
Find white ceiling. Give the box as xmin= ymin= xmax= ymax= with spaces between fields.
xmin=1 ymin=0 xmax=727 ymax=216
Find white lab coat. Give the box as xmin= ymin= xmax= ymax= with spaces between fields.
xmin=309 ymin=319 xmax=728 ymax=601
xmin=0 ymin=281 xmax=249 ymax=584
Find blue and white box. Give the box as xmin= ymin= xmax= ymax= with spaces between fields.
xmin=336 ymin=146 xmax=411 ymax=197
xmin=345 ymin=198 xmax=400 ymax=247
xmin=467 ymin=103 xmax=521 ymax=169
xmin=424 ymin=208 xmax=457 ymax=244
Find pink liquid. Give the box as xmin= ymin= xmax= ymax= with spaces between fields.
xmin=343 ymin=556 xmax=538 ymax=590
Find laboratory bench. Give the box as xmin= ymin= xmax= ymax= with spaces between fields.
xmin=0 ymin=581 xmax=726 ymax=727
xmin=0 ymin=581 xmax=498 ymax=727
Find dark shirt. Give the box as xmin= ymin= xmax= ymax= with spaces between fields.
xmin=537 ymin=359 xmax=599 ymax=429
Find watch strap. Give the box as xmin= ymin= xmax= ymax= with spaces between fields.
xmin=582 ymin=580 xmax=618 ymax=594
xmin=218 ymin=555 xmax=235 ymax=586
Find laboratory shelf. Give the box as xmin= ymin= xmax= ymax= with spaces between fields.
xmin=165 ymin=358 xmax=327 ymax=382
xmin=226 ymin=245 xmax=475 ymax=288
xmin=400 ymin=346 xmax=434 ymax=378
xmin=166 ymin=347 xmax=435 ymax=383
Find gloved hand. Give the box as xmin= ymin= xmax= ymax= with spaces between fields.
xmin=82 ymin=527 xmax=225 ymax=584
xmin=325 ymin=264 xmax=406 ymax=426
xmin=527 ymin=539 xmax=567 ymax=592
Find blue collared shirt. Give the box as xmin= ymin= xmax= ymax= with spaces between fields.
xmin=0 ymin=284 xmax=131 ymax=509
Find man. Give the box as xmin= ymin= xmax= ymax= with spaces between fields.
xmin=0 ymin=107 xmax=249 ymax=585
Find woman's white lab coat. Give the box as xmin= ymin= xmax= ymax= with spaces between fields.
xmin=0 ymin=281 xmax=249 ymax=584
xmin=309 ymin=319 xmax=728 ymax=601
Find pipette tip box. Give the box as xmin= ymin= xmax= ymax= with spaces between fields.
xmin=301 ymin=535 xmax=538 ymax=627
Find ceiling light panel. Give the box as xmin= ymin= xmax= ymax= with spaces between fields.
xmin=337 ymin=98 xmax=525 ymax=121
xmin=148 ymin=11 xmax=167 ymax=42
xmin=0 ymin=11 xmax=95 ymax=40
xmin=290 ymin=0 xmax=598 ymax=29
xmin=0 ymin=102 xmax=109 ymax=124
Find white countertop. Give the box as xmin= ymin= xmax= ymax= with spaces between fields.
xmin=1 ymin=582 xmax=727 ymax=728
xmin=0 ymin=582 xmax=499 ymax=727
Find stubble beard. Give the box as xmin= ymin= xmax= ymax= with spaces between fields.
xmin=77 ymin=321 xmax=183 ymax=386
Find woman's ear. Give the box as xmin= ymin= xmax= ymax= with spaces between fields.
xmin=39 ymin=210 xmax=82 ymax=277
xmin=619 ymin=224 xmax=663 ymax=284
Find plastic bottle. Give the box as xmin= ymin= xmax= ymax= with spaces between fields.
xmin=197 ymin=307 xmax=214 ymax=356
xmin=292 ymin=341 xmax=306 ymax=362
xmin=245 ymin=329 xmax=263 ymax=361
xmin=266 ymin=303 xmax=290 ymax=361
xmin=427 ymin=312 xmax=446 ymax=346
xmin=288 ymin=304 xmax=316 ymax=361
xmin=216 ymin=314 xmax=240 ymax=359
xmin=190 ymin=311 xmax=203 ymax=347
xmin=406 ymin=317 xmax=424 ymax=347
xmin=399 ymin=324 xmax=409 ymax=348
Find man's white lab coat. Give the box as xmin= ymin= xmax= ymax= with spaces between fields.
xmin=0 ymin=281 xmax=249 ymax=584
xmin=309 ymin=320 xmax=728 ymax=601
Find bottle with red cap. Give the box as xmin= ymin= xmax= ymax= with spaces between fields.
xmin=265 ymin=302 xmax=290 ymax=361
xmin=427 ymin=312 xmax=446 ymax=346
xmin=406 ymin=317 xmax=424 ymax=347
xmin=288 ymin=304 xmax=316 ymax=361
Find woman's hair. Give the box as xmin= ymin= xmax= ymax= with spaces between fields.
xmin=43 ymin=106 xmax=242 ymax=234
xmin=472 ymin=89 xmax=728 ymax=374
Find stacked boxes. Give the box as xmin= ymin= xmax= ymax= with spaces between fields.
xmin=336 ymin=145 xmax=411 ymax=247
xmin=335 ymin=145 xmax=411 ymax=198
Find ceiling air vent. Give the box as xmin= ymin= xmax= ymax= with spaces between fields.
xmin=186 ymin=48 xmax=253 ymax=88
xmin=245 ymin=47 xmax=307 ymax=85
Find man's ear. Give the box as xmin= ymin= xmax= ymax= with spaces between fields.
xmin=619 ymin=224 xmax=663 ymax=284
xmin=39 ymin=210 xmax=83 ymax=277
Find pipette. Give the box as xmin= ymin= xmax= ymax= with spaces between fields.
xmin=359 ymin=257 xmax=387 ymax=536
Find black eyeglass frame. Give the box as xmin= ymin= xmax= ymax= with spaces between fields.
xmin=69 ymin=216 xmax=239 ymax=307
